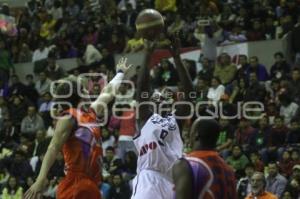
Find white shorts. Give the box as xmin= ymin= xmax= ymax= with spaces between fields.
xmin=131 ymin=169 xmax=174 ymax=199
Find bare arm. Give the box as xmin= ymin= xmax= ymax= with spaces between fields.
xmin=173 ymin=159 xmax=193 ymax=199
xmin=90 ymin=57 xmax=131 ymax=116
xmin=169 ymin=35 xmax=194 ymax=117
xmin=136 ymin=41 xmax=155 ymax=128
xmin=24 ymin=118 xmax=73 ymax=199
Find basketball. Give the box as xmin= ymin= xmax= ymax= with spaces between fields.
xmin=135 ymin=9 xmax=164 ymax=41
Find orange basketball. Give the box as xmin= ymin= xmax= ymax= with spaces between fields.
xmin=135 ymin=9 xmax=164 ymax=41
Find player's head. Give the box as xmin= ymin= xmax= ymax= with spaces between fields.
xmin=190 ymin=119 xmax=220 ymax=150
xmin=150 ymin=88 xmax=174 ymax=117
xmin=52 ymin=75 xmax=89 ymax=112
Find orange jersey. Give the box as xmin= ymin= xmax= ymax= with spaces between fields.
xmin=57 ymin=108 xmax=102 ymax=199
xmin=185 ymin=151 xmax=238 ymax=199
xmin=62 ymin=108 xmax=102 ymax=183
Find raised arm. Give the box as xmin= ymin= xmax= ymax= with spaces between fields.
xmin=136 ymin=40 xmax=155 ymax=128
xmin=169 ymin=35 xmax=194 ymax=116
xmin=24 ymin=118 xmax=73 ymax=199
xmin=90 ymin=57 xmax=132 ymax=116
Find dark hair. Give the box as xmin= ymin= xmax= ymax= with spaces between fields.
xmin=53 ymin=76 xmax=82 ymax=108
xmin=26 ymin=74 xmax=34 ymax=79
xmin=211 ymin=76 xmax=222 ymax=85
xmin=268 ymin=161 xmax=278 ymax=167
xmin=274 ymin=52 xmax=284 ymax=58
xmin=245 ymin=163 xmax=255 ymax=169
xmin=250 ymin=56 xmax=258 ymax=62
xmin=195 ymin=119 xmax=221 ymax=149
xmin=106 ymin=146 xmax=114 ymax=152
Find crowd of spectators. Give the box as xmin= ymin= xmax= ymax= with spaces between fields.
xmin=1 ymin=0 xmax=300 ymax=199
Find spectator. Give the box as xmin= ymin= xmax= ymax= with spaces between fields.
xmin=246 ymin=56 xmax=269 ymax=82
xmin=254 ymin=117 xmax=271 ymax=151
xmin=123 ymin=32 xmax=144 ymax=53
xmin=235 ymin=118 xmax=257 ymax=153
xmin=0 ymin=40 xmax=14 ymax=84
xmin=213 ymin=53 xmax=237 ymax=85
xmin=237 ymin=163 xmax=255 ymax=199
xmin=261 ymin=116 xmax=288 ymax=164
xmin=5 ymin=150 xmax=33 ymax=183
xmin=265 ymin=17 xmax=277 ymax=40
xmin=195 ymin=78 xmax=209 ymax=102
xmin=40 ymin=14 xmax=56 ymax=40
xmin=290 ymin=67 xmax=300 ymax=105
xmin=32 ymin=40 xmax=50 ymax=63
xmin=122 ymin=151 xmax=137 ymax=182
xmin=24 ymin=74 xmax=39 ymax=105
xmin=117 ymin=106 xmax=137 ymax=159
xmin=226 ymin=145 xmax=250 ymax=177
xmin=18 ymin=43 xmax=32 ymax=63
xmin=194 ymin=21 xmax=223 ymax=61
xmin=102 ymin=128 xmax=116 ymax=156
xmin=286 ymin=119 xmax=300 ymax=145
xmin=49 ymin=0 xmax=63 ymax=20
xmin=236 ymin=55 xmax=250 ymax=79
xmin=0 ymin=96 xmax=8 ymax=131
xmin=35 ymin=72 xmax=52 ymax=97
xmin=109 ymin=174 xmax=131 ymax=199
xmin=46 ymin=119 xmax=56 ymax=138
xmin=229 ymin=78 xmax=248 ymax=104
xmin=82 ymin=25 xmax=98 ymax=46
xmin=245 ymin=172 xmax=277 ymax=199
xmin=20 ymin=106 xmax=45 ymax=138
xmin=32 ymin=130 xmax=50 ymax=157
xmin=249 ymin=152 xmax=264 ymax=172
xmin=207 ymin=77 xmax=225 ymax=106
xmin=38 ymin=92 xmax=53 ymax=128
xmin=152 ymin=59 xmax=179 ymax=88
xmin=216 ymin=118 xmax=235 ymax=158
xmin=119 ymin=3 xmax=138 ymax=29
xmin=0 ymin=116 xmax=19 ymax=148
xmin=1 ymin=176 xmax=23 ymax=199
xmin=198 ymin=58 xmax=214 ymax=82
xmin=8 ymin=95 xmax=28 ymax=127
xmin=8 ymin=75 xmax=27 ymax=97
xmin=155 ymin=0 xmax=177 ymax=12
xmin=266 ymin=162 xmax=288 ymax=198
xmin=270 ymin=52 xmax=290 ymax=80
xmin=44 ymin=53 xmax=66 ymax=81
xmin=83 ymin=44 xmax=102 ymax=66
xmin=278 ymin=150 xmax=293 ymax=178
xmin=279 ymin=92 xmax=299 ymax=125
xmin=244 ymin=72 xmax=266 ymax=102
xmin=246 ymin=20 xmax=266 ymax=41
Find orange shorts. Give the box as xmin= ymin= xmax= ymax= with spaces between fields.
xmin=57 ymin=172 xmax=101 ymax=199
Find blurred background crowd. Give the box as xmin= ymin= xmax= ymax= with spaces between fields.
xmin=1 ymin=0 xmax=300 ymax=199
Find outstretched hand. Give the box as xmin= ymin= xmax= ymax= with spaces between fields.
xmin=24 ymin=178 xmax=48 ymax=199
xmin=116 ymin=57 xmax=133 ymax=73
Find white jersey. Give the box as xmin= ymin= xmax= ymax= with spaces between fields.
xmin=133 ymin=113 xmax=183 ymax=180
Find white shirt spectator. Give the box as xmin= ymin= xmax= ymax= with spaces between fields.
xmin=83 ymin=44 xmax=102 ymax=65
xmin=280 ymin=102 xmax=299 ymax=125
xmin=207 ymin=85 xmax=225 ymax=106
xmin=35 ymin=78 xmax=52 ymax=96
xmin=32 ymin=48 xmax=49 ymax=62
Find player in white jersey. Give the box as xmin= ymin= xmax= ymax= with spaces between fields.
xmin=131 ymin=36 xmax=194 ymax=199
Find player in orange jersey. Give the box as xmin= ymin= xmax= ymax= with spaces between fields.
xmin=173 ymin=119 xmax=238 ymax=199
xmin=24 ymin=58 xmax=132 ymax=199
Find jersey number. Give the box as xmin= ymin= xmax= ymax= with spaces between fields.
xmin=158 ymin=129 xmax=168 ymax=146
